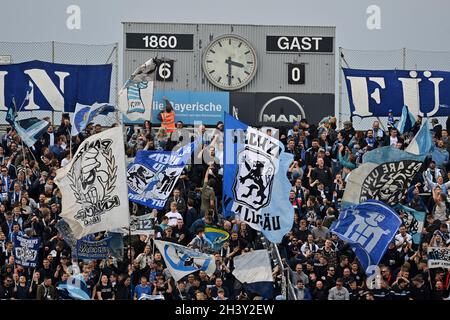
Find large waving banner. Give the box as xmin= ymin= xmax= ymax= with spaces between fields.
xmin=223 ymin=113 xmax=294 ymax=243
xmin=342 ymin=146 xmax=424 ymax=207
xmin=0 ymin=60 xmax=112 ymax=112
xmin=127 ymin=140 xmax=198 ymax=210
xmin=55 ymin=126 xmax=129 ymax=239
xmin=331 ymin=200 xmax=401 ymax=276
xmin=343 ymin=68 xmax=450 ymax=118
xmin=342 ymin=122 xmax=432 ymax=208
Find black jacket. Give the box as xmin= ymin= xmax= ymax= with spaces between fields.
xmin=0 ymin=284 xmax=13 ymax=300
xmin=410 ymin=284 xmax=431 ymax=300
xmin=115 ymin=282 xmax=132 ymax=300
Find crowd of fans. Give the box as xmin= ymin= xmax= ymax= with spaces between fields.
xmin=0 ymin=106 xmax=450 ymax=300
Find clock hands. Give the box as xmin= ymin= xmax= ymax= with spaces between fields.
xmin=225 ymin=58 xmax=244 ymax=68
xmin=226 ymin=57 xmax=232 ymax=85
xmin=225 ymin=57 xmax=244 ymax=85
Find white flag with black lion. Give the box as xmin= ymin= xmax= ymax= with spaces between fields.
xmin=55 ymin=126 xmax=129 ymax=239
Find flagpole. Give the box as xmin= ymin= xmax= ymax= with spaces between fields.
xmin=69 ymin=135 xmax=73 ymax=161
xmin=12 ymin=97 xmax=29 ymax=171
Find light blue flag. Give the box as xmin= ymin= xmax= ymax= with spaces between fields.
xmin=71 ymin=102 xmax=116 ymax=136
xmin=6 ymin=97 xmax=50 ymax=148
xmin=223 ymin=113 xmax=294 ymax=243
xmin=394 ymin=204 xmax=426 ymax=244
xmin=57 ymin=274 xmax=91 ymax=300
xmin=395 ymin=105 xmax=416 ymax=134
xmin=127 ymin=139 xmax=199 ymax=209
xmin=405 ymin=120 xmax=433 ymax=156
xmin=331 ymin=200 xmax=402 ymax=276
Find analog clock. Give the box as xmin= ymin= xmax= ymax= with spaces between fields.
xmin=203 ymin=35 xmax=258 ymax=90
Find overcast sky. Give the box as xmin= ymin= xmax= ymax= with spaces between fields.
xmin=1 ymin=0 xmax=449 ymax=50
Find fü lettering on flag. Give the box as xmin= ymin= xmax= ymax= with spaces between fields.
xmin=54 ymin=126 xmax=129 ymax=239
xmin=127 ymin=139 xmax=199 ymax=209
xmin=223 ymin=113 xmax=294 ymax=243
xmin=232 ymin=250 xmax=274 ymax=299
xmin=154 ymin=240 xmax=215 ymax=282
xmin=331 ymin=200 xmax=402 ymax=276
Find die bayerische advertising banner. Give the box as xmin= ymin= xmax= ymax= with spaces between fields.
xmin=343 ymin=68 xmax=450 ymax=118
xmin=150 ymin=90 xmax=229 ymax=126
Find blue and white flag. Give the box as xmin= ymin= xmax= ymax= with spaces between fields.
xmin=119 ymin=58 xmax=160 ymax=122
xmin=56 ymin=219 xmax=123 ymax=259
xmin=405 ymin=120 xmax=433 ymax=156
xmin=75 ymin=236 xmax=109 ymax=260
xmin=154 ymin=240 xmax=215 ymax=282
xmin=13 ymin=235 xmax=41 ymax=267
xmin=0 ymin=60 xmax=112 ymax=112
xmin=75 ymin=232 xmax=123 ymax=260
xmin=6 ymin=98 xmax=50 ymax=147
xmin=71 ymin=102 xmax=116 ymax=136
xmin=232 ymin=250 xmax=274 ymax=299
xmin=394 ymin=204 xmax=426 ymax=245
xmin=127 ymin=140 xmax=198 ymax=209
xmin=395 ymin=105 xmax=416 ymax=134
xmin=331 ymin=200 xmax=402 ymax=276
xmin=57 ymin=274 xmax=91 ymax=300
xmin=342 ymin=145 xmax=429 ymax=208
xmin=223 ymin=113 xmax=294 ymax=243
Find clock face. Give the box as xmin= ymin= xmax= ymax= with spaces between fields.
xmin=203 ymin=35 xmax=257 ymax=90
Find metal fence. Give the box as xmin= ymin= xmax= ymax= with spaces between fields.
xmin=338 ymin=47 xmax=450 ymax=130
xmin=0 ymin=41 xmax=119 ymax=126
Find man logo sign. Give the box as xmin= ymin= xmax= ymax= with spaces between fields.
xmin=258 ymin=96 xmax=306 ymax=124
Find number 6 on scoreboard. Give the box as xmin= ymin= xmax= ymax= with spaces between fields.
xmin=156 ymin=61 xmax=174 ymax=82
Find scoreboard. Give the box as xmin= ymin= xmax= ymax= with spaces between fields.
xmin=123 ymin=22 xmax=335 ymax=127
